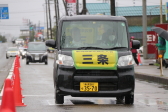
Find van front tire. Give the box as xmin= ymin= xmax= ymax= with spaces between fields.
xmin=26 ymin=59 xmax=29 ymax=65
xmin=45 ymin=59 xmax=48 ymax=65
xmin=54 ymin=86 xmax=64 ymax=104
xmin=125 ymin=94 xmax=134 ymax=104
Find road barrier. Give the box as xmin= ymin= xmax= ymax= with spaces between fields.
xmin=13 ymin=67 xmax=26 ymax=106
xmin=0 ymin=55 xmax=26 ymax=111
xmin=0 ymin=79 xmax=16 ymax=112
xmin=137 ymin=53 xmax=142 ymax=65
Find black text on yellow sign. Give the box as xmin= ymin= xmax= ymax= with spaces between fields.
xmin=82 ymin=54 xmax=109 ymax=65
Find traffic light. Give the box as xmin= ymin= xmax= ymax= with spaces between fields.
xmin=30 ymin=26 xmax=34 ymax=30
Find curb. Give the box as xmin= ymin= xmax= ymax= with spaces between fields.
xmin=135 ymin=72 xmax=168 ymax=85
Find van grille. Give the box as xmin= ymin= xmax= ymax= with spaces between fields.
xmin=74 ymin=70 xmax=117 ymax=76
xmin=73 ymin=70 xmax=118 ymax=91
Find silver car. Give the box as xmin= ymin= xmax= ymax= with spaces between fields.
xmin=6 ymin=47 xmax=20 ymax=59
xmin=21 ymin=48 xmax=27 ymax=59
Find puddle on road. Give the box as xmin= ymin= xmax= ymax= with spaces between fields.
xmin=47 ymin=97 xmax=123 ymax=105
xmin=157 ymin=100 xmax=168 ymax=111
xmin=137 ymin=98 xmax=168 ymax=111
xmin=158 ymin=85 xmax=168 ymax=90
xmin=0 ymin=68 xmax=8 ymax=72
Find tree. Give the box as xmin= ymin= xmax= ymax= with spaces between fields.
xmin=150 ymin=16 xmax=168 ymax=26
xmin=0 ymin=35 xmax=7 ymax=43
xmin=29 ymin=30 xmax=35 ymax=42
xmin=52 ymin=25 xmax=57 ymax=40
xmin=19 ymin=36 xmax=26 ymax=40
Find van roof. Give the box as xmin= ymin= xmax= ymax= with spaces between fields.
xmin=60 ymin=15 xmax=127 ymax=21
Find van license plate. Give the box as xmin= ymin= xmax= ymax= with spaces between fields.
xmin=35 ymin=57 xmax=39 ymax=60
xmin=80 ymin=82 xmax=98 ymax=92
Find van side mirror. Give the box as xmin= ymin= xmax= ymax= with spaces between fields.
xmin=45 ymin=39 xmax=56 ymax=48
xmin=132 ymin=40 xmax=140 ymax=49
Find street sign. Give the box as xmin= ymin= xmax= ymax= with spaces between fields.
xmin=30 ymin=27 xmax=44 ymax=31
xmin=0 ymin=4 xmax=9 ymax=19
xmin=66 ymin=0 xmax=76 ymax=16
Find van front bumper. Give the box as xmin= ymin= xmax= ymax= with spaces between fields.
xmin=55 ymin=65 xmax=135 ymax=97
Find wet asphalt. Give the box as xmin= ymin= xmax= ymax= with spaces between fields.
xmin=0 ymin=42 xmax=14 ymax=92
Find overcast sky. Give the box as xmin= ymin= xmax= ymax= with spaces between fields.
xmin=0 ymin=0 xmax=168 ymax=38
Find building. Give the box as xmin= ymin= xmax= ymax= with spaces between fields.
xmin=86 ymin=3 xmax=166 ymax=39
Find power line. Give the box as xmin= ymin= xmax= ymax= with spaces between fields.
xmin=0 ymin=25 xmax=22 ymax=26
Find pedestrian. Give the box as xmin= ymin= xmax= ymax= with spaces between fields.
xmin=130 ymin=36 xmax=139 ymax=65
xmin=155 ymin=36 xmax=166 ymax=69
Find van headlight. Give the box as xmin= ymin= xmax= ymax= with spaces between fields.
xmin=26 ymin=52 xmax=31 ymax=56
xmin=43 ymin=52 xmax=48 ymax=56
xmin=56 ymin=54 xmax=74 ymax=66
xmin=117 ymin=55 xmax=135 ymax=66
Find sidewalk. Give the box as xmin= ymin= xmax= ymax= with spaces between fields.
xmin=134 ymin=57 xmax=168 ymax=85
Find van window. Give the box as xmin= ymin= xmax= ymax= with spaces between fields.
xmin=60 ymin=21 xmax=128 ymax=49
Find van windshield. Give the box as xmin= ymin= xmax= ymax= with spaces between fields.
xmin=28 ymin=43 xmax=46 ymax=51
xmin=60 ymin=21 xmax=128 ymax=49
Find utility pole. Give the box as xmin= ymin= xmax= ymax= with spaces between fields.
xmin=160 ymin=0 xmax=163 ymax=24
xmin=45 ymin=0 xmax=49 ymax=39
xmin=54 ymin=0 xmax=58 ymax=28
xmin=82 ymin=0 xmax=87 ymax=14
xmin=142 ymin=0 xmax=147 ymax=59
xmin=62 ymin=0 xmax=68 ymax=16
xmin=56 ymin=0 xmax=60 ymax=19
xmin=76 ymin=0 xmax=79 ymax=15
xmin=29 ymin=19 xmax=31 ymax=40
xmin=110 ymin=0 xmax=115 ymax=16
xmin=48 ymin=0 xmax=52 ymax=39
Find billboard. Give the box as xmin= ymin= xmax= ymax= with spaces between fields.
xmin=20 ymin=26 xmax=29 ymax=31
xmin=66 ymin=0 xmax=76 ymax=16
xmin=0 ymin=4 xmax=9 ymax=19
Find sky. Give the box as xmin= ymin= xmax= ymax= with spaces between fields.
xmin=0 ymin=0 xmax=168 ymax=38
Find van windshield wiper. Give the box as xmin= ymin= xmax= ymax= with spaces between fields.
xmin=107 ymin=47 xmax=127 ymax=50
xmin=77 ymin=47 xmax=105 ymax=50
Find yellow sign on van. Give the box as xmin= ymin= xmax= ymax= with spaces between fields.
xmin=72 ymin=50 xmax=118 ymax=70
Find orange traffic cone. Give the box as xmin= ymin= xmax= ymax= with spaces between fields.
xmin=0 ymin=79 xmax=16 ymax=112
xmin=13 ymin=67 xmax=26 ymax=106
xmin=137 ymin=53 xmax=142 ymax=65
xmin=14 ymin=58 xmax=20 ymax=68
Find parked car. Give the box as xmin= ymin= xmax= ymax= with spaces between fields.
xmin=26 ymin=42 xmax=48 ymax=65
xmin=6 ymin=47 xmax=20 ymax=59
xmin=47 ymin=47 xmax=55 ymax=53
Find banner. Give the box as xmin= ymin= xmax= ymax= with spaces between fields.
xmin=66 ymin=0 xmax=76 ymax=16
xmin=66 ymin=0 xmax=76 ymax=3
xmin=72 ymin=50 xmax=118 ymax=70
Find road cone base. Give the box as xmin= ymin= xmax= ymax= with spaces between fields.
xmin=15 ymin=103 xmax=26 ymax=107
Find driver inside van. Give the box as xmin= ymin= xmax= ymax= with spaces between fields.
xmin=66 ymin=27 xmax=85 ymax=47
xmin=101 ymin=29 xmax=118 ymax=47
